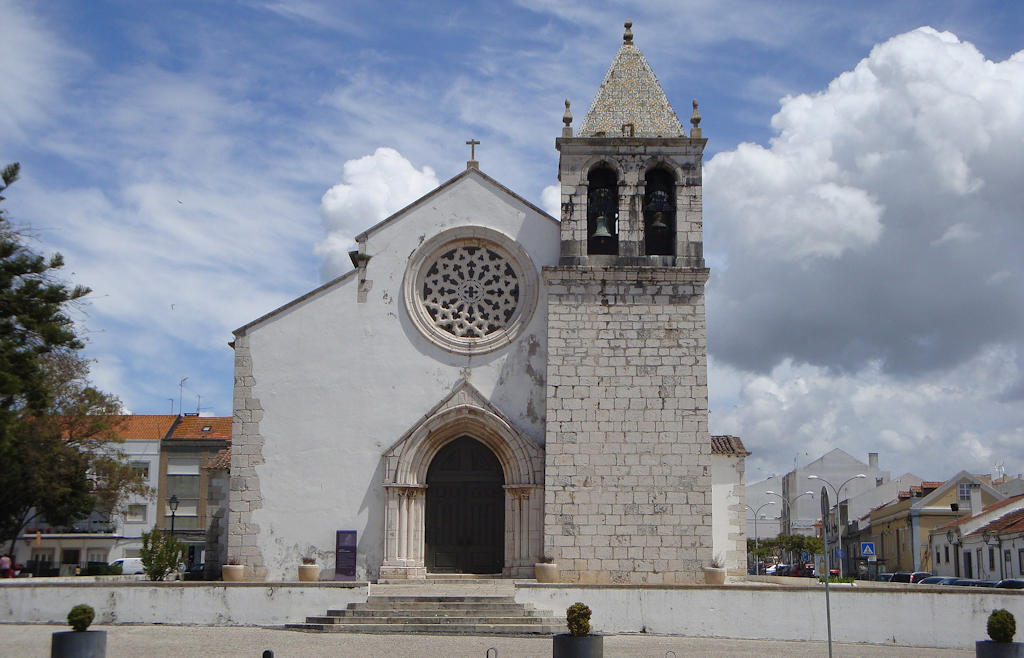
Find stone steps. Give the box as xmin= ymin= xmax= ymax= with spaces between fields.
xmin=286 ymin=593 xmax=565 ymax=636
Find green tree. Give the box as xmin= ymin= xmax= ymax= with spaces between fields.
xmin=0 ymin=163 xmax=90 ymax=422
xmin=140 ymin=529 xmax=186 ymax=581
xmin=0 ymin=164 xmax=148 ymax=553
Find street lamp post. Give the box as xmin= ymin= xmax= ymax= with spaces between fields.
xmin=168 ymin=494 xmax=180 ymax=536
xmin=765 ymin=489 xmax=814 ymax=562
xmin=808 ymin=474 xmax=866 ymax=578
xmin=745 ymin=501 xmax=776 ymax=574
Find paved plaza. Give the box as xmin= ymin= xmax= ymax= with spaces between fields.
xmin=1 ymin=624 xmax=972 ymax=657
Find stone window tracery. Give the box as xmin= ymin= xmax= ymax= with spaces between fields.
xmin=403 ymin=227 xmax=538 ymax=355
xmin=422 ymin=245 xmax=521 ymax=338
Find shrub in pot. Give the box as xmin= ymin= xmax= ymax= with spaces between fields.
xmin=535 ymin=554 xmax=559 ymax=583
xmin=553 ymin=601 xmax=603 ymax=657
xmin=703 ymin=553 xmax=727 ymax=585
xmin=52 ymin=604 xmax=106 ymax=658
xmin=977 ymin=609 xmax=1024 ymax=658
xmin=298 ymin=555 xmax=320 ymax=582
xmin=221 ymin=558 xmax=245 ymax=582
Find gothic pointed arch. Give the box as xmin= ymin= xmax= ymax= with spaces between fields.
xmin=379 ymin=380 xmax=544 ymax=578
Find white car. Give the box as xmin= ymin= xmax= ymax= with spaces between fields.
xmin=109 ymin=558 xmax=144 ymax=574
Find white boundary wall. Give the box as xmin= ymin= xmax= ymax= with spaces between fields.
xmin=515 ymin=583 xmax=1024 ymax=650
xmin=0 ymin=582 xmax=367 ymax=626
xmin=4 ymin=580 xmax=1024 ymax=650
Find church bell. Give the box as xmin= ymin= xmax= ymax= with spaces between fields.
xmin=591 ymin=213 xmax=613 ymax=239
xmin=645 ymin=189 xmax=672 ymax=231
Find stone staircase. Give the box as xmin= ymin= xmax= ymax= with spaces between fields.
xmin=286 ymin=579 xmax=564 ymax=635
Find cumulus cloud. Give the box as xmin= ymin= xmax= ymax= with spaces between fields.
xmin=706 ymin=27 xmax=1024 ymax=382
xmin=714 ymin=346 xmax=1024 ymax=479
xmin=317 ymin=147 xmax=439 ymax=279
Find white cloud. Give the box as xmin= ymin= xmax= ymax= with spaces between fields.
xmin=317 ymin=148 xmax=439 ymax=279
xmin=0 ymin=1 xmax=78 ymax=142
xmin=707 ymin=27 xmax=1024 ymax=380
xmin=541 ymin=184 xmax=561 ymax=218
xmin=713 ymin=346 xmax=1024 ymax=479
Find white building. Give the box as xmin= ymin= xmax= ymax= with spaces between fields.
xmin=227 ymin=22 xmax=747 ymax=583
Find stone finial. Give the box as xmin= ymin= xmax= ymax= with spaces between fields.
xmin=623 ymin=20 xmax=633 ymax=43
xmin=690 ymin=99 xmax=702 ymax=138
xmin=562 ymin=99 xmax=573 ymax=137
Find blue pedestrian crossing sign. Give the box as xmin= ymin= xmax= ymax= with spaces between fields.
xmin=861 ymin=542 xmax=876 ymax=556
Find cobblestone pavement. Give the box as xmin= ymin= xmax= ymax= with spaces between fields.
xmin=2 ymin=624 xmax=972 ymax=657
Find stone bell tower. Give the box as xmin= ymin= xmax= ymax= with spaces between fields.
xmin=543 ymin=20 xmax=712 ymax=584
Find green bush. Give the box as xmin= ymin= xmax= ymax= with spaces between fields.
xmin=988 ymin=609 xmax=1016 ymax=643
xmin=67 ymin=604 xmax=95 ymax=632
xmin=818 ymin=575 xmax=855 ymax=584
xmin=566 ymin=601 xmax=592 ymax=637
xmin=140 ymin=529 xmax=186 ymax=581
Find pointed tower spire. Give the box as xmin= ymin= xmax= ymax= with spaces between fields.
xmin=578 ymin=21 xmax=684 ymax=138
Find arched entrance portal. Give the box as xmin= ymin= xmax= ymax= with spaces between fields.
xmin=425 ymin=436 xmax=504 ymax=574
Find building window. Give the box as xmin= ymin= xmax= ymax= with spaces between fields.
xmin=934 ymin=549 xmax=940 ymax=564
xmin=989 ymin=547 xmax=995 ymax=570
xmin=31 ymin=549 xmax=54 ymax=566
xmin=944 ymin=545 xmax=949 ymax=563
xmin=126 ymin=504 xmax=147 ymax=523
xmin=1020 ymin=549 xmax=1024 ymax=575
xmin=958 ymin=483 xmax=971 ymax=501
xmin=131 ymin=461 xmax=150 ymax=479
xmin=166 ymin=457 xmax=200 ymax=530
xmin=87 ymin=550 xmax=107 ymax=564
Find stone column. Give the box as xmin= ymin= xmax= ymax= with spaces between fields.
xmin=380 ymin=485 xmax=427 ymax=579
xmin=504 ymin=485 xmax=543 ymax=577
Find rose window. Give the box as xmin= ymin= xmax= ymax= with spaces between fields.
xmin=421 ymin=245 xmax=520 ymax=338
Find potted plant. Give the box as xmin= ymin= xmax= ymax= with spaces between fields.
xmin=703 ymin=553 xmax=727 ymax=585
xmin=51 ymin=603 xmax=106 ymax=658
xmin=977 ymin=609 xmax=1024 ymax=657
xmin=221 ymin=558 xmax=245 ymax=582
xmin=535 ymin=554 xmax=559 ymax=583
xmin=553 ymin=601 xmax=603 ymax=657
xmin=298 ymin=556 xmax=320 ymax=582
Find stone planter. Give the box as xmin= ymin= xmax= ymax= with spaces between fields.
xmin=298 ymin=564 xmax=321 ymax=582
xmin=51 ymin=630 xmax=107 ymax=658
xmin=221 ymin=564 xmax=245 ymax=582
xmin=703 ymin=566 xmax=726 ymax=585
xmin=977 ymin=641 xmax=1024 ymax=658
xmin=552 ymin=633 xmax=603 ymax=658
xmin=534 ymin=562 xmax=559 ymax=583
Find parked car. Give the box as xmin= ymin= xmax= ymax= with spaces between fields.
xmin=774 ymin=564 xmax=792 ymax=576
xmin=909 ymin=572 xmax=933 ymax=583
xmin=889 ymin=572 xmax=913 ymax=583
xmin=918 ymin=576 xmax=959 ymax=585
xmin=108 ymin=557 xmax=144 ymax=575
xmin=876 ymin=572 xmax=894 ymax=582
xmin=995 ymin=579 xmax=1024 ymax=589
xmin=950 ymin=579 xmax=997 ymax=587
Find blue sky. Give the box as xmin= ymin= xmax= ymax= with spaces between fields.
xmin=3 ymin=0 xmax=1024 ymax=482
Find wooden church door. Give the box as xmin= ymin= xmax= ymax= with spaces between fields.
xmin=425 ymin=436 xmax=504 ymax=574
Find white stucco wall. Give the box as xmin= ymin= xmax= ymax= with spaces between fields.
xmin=515 ymin=583 xmax=1024 ymax=649
xmin=239 ymin=171 xmax=559 ymax=580
xmin=0 ymin=581 xmax=366 ymax=626
xmin=711 ymin=455 xmax=746 ymax=573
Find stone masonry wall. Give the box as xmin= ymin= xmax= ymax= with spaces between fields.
xmin=227 ymin=334 xmax=267 ymax=580
xmin=543 ymin=265 xmax=712 ymax=584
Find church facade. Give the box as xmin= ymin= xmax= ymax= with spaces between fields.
xmin=227 ymin=23 xmax=745 ymax=584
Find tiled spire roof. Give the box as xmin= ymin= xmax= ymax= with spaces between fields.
xmin=578 ymin=21 xmax=684 ymax=138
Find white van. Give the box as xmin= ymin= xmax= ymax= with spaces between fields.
xmin=109 ymin=557 xmax=145 ymax=574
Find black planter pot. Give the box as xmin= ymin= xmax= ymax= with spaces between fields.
xmin=51 ymin=630 xmax=107 ymax=658
xmin=976 ymin=641 xmax=1024 ymax=658
xmin=552 ymin=633 xmax=603 ymax=658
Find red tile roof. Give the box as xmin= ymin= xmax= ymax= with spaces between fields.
xmin=204 ymin=448 xmax=232 ymax=471
xmin=936 ymin=494 xmax=1024 ymax=530
xmin=710 ymin=435 xmax=750 ymax=456
xmin=108 ymin=415 xmax=179 ymax=440
xmin=168 ymin=416 xmax=232 ymax=440
xmin=966 ymin=508 xmax=1024 ymax=538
